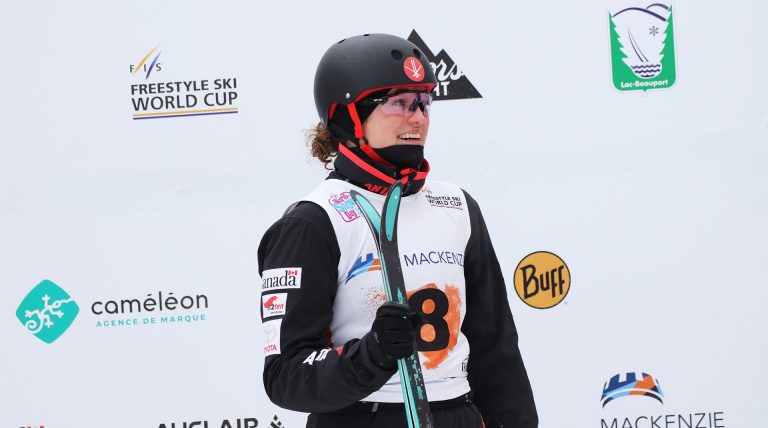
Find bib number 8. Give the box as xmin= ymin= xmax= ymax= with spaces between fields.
xmin=408 ymin=288 xmax=450 ymax=351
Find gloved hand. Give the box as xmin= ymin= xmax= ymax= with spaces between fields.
xmin=364 ymin=301 xmax=418 ymax=369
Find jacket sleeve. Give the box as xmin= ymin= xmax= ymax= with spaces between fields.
xmin=257 ymin=201 xmax=396 ymax=413
xmin=460 ymin=191 xmax=539 ymax=428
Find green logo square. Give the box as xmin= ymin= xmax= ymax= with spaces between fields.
xmin=609 ymin=4 xmax=677 ymax=91
xmin=16 ymin=279 xmax=79 ymax=343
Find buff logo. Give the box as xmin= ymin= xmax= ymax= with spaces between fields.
xmin=16 ymin=280 xmax=79 ymax=344
xmin=262 ymin=293 xmax=287 ymax=319
xmin=261 ymin=268 xmax=302 ymax=291
xmin=129 ymin=45 xmax=240 ymax=120
xmin=602 ymin=372 xmax=664 ymax=407
xmin=514 ymin=251 xmax=570 ymax=309
xmin=609 ymin=3 xmax=677 ymax=91
xmin=407 ymin=30 xmax=482 ymax=100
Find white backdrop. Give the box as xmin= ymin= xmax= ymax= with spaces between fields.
xmin=1 ymin=1 xmax=766 ymax=427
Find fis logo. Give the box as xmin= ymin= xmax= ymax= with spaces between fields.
xmin=130 ymin=45 xmax=162 ymax=79
xmin=407 ymin=30 xmax=482 ymax=100
xmin=16 ymin=280 xmax=79 ymax=343
xmin=601 ymin=372 xmax=664 ymax=407
xmin=609 ymin=3 xmax=676 ymax=91
xmin=346 ymin=253 xmax=381 ymax=284
xmin=514 ymin=251 xmax=570 ymax=309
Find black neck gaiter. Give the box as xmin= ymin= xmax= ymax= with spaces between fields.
xmin=372 ymin=145 xmax=425 ymax=169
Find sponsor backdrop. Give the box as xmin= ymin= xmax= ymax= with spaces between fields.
xmin=1 ymin=1 xmax=766 ymax=427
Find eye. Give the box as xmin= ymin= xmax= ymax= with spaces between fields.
xmin=389 ymin=97 xmax=408 ymax=108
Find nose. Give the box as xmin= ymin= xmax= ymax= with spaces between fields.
xmin=408 ymin=105 xmax=429 ymax=124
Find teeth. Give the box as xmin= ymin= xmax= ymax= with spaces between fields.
xmin=398 ymin=133 xmax=421 ymax=140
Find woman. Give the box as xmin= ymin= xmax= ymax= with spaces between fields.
xmin=258 ymin=33 xmax=538 ymax=428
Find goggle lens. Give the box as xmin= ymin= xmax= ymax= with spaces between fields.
xmin=368 ymin=91 xmax=432 ymax=118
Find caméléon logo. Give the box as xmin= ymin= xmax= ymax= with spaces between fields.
xmin=90 ymin=291 xmax=209 ymax=328
xmin=609 ymin=3 xmax=677 ymax=91
xmin=346 ymin=253 xmax=381 ymax=284
xmin=600 ymin=371 xmax=727 ymax=428
xmin=129 ymin=45 xmax=240 ymax=120
xmin=513 ymin=251 xmax=570 ymax=309
xmin=407 ymin=30 xmax=482 ymax=100
xmin=16 ymin=279 xmax=79 ymax=344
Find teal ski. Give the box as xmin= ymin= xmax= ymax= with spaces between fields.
xmin=350 ymin=181 xmax=434 ymax=428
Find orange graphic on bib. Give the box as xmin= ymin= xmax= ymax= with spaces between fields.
xmin=407 ymin=283 xmax=461 ymax=369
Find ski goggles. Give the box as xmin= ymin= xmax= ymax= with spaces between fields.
xmin=360 ymin=90 xmax=433 ymax=118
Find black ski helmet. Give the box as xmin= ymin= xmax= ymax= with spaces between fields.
xmin=314 ymin=33 xmax=437 ymax=138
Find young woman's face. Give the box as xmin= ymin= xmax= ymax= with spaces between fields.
xmin=362 ymin=88 xmax=431 ymax=149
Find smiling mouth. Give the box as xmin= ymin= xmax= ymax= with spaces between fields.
xmin=397 ymin=133 xmax=422 ymax=142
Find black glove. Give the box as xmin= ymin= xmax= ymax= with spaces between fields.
xmin=364 ymin=301 xmax=417 ymax=369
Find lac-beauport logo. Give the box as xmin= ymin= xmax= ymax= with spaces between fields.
xmin=513 ymin=251 xmax=570 ymax=309
xmin=600 ymin=371 xmax=727 ymax=428
xmin=602 ymin=372 xmax=664 ymax=407
xmin=129 ymin=45 xmax=240 ymax=120
xmin=609 ymin=3 xmax=676 ymax=92
xmin=16 ymin=279 xmax=79 ymax=343
xmin=407 ymin=30 xmax=482 ymax=100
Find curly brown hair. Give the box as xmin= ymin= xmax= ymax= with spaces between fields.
xmin=306 ymin=121 xmax=342 ymax=170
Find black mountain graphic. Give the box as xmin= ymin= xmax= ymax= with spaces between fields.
xmin=407 ymin=30 xmax=482 ymax=101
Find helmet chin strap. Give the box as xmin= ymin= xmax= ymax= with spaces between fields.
xmin=347 ymin=103 xmax=394 ymax=167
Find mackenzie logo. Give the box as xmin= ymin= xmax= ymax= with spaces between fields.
xmin=598 ymin=372 xmax=726 ymax=428
xmin=16 ymin=280 xmax=79 ymax=343
xmin=601 ymin=372 xmax=664 ymax=407
xmin=130 ymin=45 xmax=162 ymax=80
xmin=609 ymin=3 xmax=676 ymax=91
xmin=346 ymin=253 xmax=381 ymax=284
xmin=407 ymin=30 xmax=482 ymax=100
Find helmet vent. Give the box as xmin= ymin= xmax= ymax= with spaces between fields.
xmin=337 ymin=39 xmax=346 ymax=44
xmin=413 ymin=49 xmax=421 ymax=58
xmin=363 ymin=34 xmax=370 ymax=36
xmin=391 ymin=50 xmax=403 ymax=60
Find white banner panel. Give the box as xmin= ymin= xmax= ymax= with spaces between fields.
xmin=1 ymin=1 xmax=766 ymax=427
